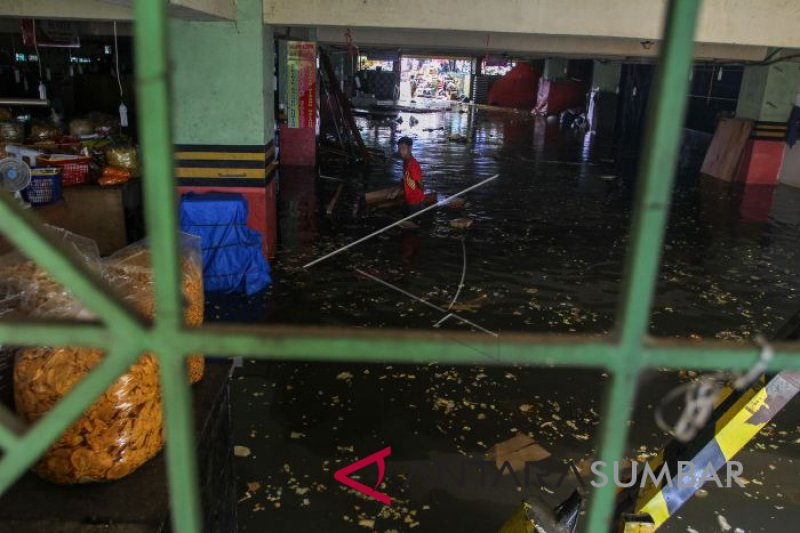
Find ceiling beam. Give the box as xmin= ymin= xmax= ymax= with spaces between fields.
xmin=316 ymin=27 xmax=770 ymax=62
xmin=0 ymin=0 xmax=235 ymax=22
xmin=0 ymin=0 xmax=132 ymax=21
xmin=266 ymin=0 xmax=800 ymax=49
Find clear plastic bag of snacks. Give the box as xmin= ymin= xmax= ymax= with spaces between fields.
xmin=103 ymin=233 xmax=205 ymax=383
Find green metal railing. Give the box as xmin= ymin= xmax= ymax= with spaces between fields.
xmin=0 ymin=0 xmax=798 ymax=531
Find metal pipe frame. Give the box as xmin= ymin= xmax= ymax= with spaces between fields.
xmin=0 ymin=1 xmax=796 ymax=531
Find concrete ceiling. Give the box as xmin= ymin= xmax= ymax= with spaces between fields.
xmin=264 ymin=0 xmax=800 ymax=50
xmin=314 ymin=26 xmax=775 ymax=62
xmin=0 ymin=0 xmax=236 ymax=22
xmin=2 ymin=0 xmax=798 ymax=62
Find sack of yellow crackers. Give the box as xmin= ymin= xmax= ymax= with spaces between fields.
xmin=0 ymin=226 xmax=101 ymax=320
xmin=14 ymin=347 xmax=164 ymax=484
xmin=4 ymin=229 xmax=204 ymax=484
xmin=0 ymin=227 xmax=162 ymax=484
xmin=103 ymin=233 xmax=205 ymax=384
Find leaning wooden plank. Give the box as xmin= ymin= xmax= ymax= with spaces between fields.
xmin=701 ymin=117 xmax=754 ymax=182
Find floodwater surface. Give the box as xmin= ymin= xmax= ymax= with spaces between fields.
xmin=227 ymin=106 xmax=800 ymax=533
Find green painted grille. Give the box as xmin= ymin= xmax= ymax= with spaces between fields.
xmin=0 ymin=1 xmax=798 ymax=531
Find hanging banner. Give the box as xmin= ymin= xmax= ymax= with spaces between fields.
xmin=287 ymin=41 xmax=317 ymax=129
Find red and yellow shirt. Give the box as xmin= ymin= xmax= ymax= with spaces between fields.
xmin=403 ymin=156 xmax=425 ymax=205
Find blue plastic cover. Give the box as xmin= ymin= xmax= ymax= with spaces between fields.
xmin=179 ymin=192 xmax=271 ymax=295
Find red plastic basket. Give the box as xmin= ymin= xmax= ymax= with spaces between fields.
xmin=36 ymin=155 xmax=91 ymax=186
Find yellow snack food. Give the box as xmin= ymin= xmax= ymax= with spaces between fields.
xmin=104 ymin=243 xmax=205 ymax=383
xmin=14 ymin=347 xmax=164 ymax=484
xmin=3 ymin=230 xmax=205 ymax=484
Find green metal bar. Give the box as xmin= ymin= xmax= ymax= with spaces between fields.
xmin=588 ymin=1 xmax=702 ymax=531
xmin=181 ymin=326 xmax=618 ymax=367
xmin=0 ymin=2 xmax=792 ymax=533
xmin=0 ymin=321 xmax=114 ymax=349
xmin=133 ymin=0 xmax=183 ymax=333
xmin=645 ymin=343 xmax=800 ymax=371
xmin=183 ymin=328 xmax=800 ymax=369
xmin=0 ymin=344 xmax=142 ymax=493
xmin=0 ymin=193 xmax=145 ymax=335
xmin=158 ymin=351 xmax=202 ymax=533
xmin=586 ymin=367 xmax=640 ymax=531
xmin=0 ymin=405 xmax=23 ymax=450
xmin=133 ymin=1 xmax=201 ymax=531
xmin=616 ymin=0 xmax=700 ymax=352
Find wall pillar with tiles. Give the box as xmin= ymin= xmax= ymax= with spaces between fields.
xmin=735 ymin=63 xmax=800 ymax=186
xmin=169 ymin=0 xmax=277 ymax=257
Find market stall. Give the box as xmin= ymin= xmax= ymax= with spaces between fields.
xmin=0 ymin=109 xmax=144 ymax=255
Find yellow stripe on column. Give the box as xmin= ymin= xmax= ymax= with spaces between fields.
xmin=175 ymin=168 xmax=266 ymax=179
xmin=174 ymin=152 xmax=266 ymax=161
xmin=752 ymin=131 xmax=785 ymax=138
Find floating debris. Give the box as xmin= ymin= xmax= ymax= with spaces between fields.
xmin=449 ymin=218 xmax=473 ymax=230
xmin=234 ymin=445 xmax=251 ymax=458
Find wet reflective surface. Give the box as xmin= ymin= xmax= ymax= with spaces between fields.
xmin=263 ymin=106 xmax=800 ymax=342
xmin=229 ymin=106 xmax=800 ymax=532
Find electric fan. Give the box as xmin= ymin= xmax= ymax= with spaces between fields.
xmin=0 ymin=157 xmax=32 ymax=209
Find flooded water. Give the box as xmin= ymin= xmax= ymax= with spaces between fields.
xmin=263 ymin=106 xmax=800 ymax=342
xmin=228 ymin=106 xmax=800 ymax=533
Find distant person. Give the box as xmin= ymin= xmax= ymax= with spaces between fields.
xmin=398 ymin=136 xmax=425 ymax=217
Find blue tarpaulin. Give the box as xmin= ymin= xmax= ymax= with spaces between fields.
xmin=179 ymin=192 xmax=271 ymax=295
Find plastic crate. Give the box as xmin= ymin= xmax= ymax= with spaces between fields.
xmin=36 ymin=155 xmax=91 ymax=186
xmin=22 ymin=168 xmax=63 ymax=206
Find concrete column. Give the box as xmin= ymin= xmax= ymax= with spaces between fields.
xmin=169 ymin=0 xmax=277 ymax=256
xmin=278 ymin=39 xmax=289 ymax=114
xmin=736 ymin=63 xmax=800 ymax=122
xmin=734 ymin=62 xmax=800 ymax=186
xmin=592 ymin=61 xmax=621 ymax=93
xmin=170 ymin=0 xmax=273 ymax=147
xmin=778 ymin=79 xmax=800 ymax=188
xmin=589 ymin=61 xmax=621 ymax=137
xmin=278 ymin=28 xmax=318 ymax=112
xmin=543 ymin=58 xmax=568 ymax=81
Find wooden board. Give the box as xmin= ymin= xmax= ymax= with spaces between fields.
xmin=364 ymin=186 xmax=403 ymax=205
xmin=0 ymin=182 xmax=142 ymax=257
xmin=363 ymin=187 xmax=438 ymax=211
xmin=701 ymin=117 xmax=754 ymax=182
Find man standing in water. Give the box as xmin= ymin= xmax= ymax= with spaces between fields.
xmin=398 ymin=136 xmax=425 ymax=216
